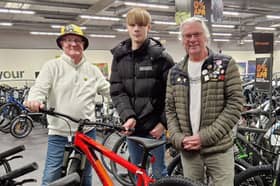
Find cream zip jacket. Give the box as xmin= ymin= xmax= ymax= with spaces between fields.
xmin=28 ymin=53 xmax=110 ymax=136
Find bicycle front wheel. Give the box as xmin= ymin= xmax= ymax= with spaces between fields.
xmin=100 ymin=131 xmax=122 ymax=173
xmin=150 ymin=176 xmax=205 ymax=186
xmin=234 ymin=165 xmax=273 ymax=186
xmin=110 ymin=135 xmax=135 ymax=186
xmin=10 ymin=115 xmax=33 ymax=138
xmin=0 ymin=103 xmax=21 ymax=133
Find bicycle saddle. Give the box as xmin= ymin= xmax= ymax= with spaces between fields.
xmin=127 ymin=136 xmax=166 ymax=151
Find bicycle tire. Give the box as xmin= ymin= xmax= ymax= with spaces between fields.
xmin=234 ymin=158 xmax=251 ymax=175
xmin=150 ymin=176 xmax=205 ymax=186
xmin=167 ymin=154 xmax=182 ymax=176
xmin=234 ymin=165 xmax=273 ymax=186
xmin=0 ymin=159 xmax=12 ymax=176
xmin=10 ymin=115 xmax=33 ymax=138
xmin=0 ymin=103 xmax=21 ymax=133
xmin=110 ymin=135 xmax=135 ymax=186
xmin=100 ymin=131 xmax=122 ymax=173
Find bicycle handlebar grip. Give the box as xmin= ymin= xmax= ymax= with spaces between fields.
xmin=0 ymin=162 xmax=38 ymax=181
xmin=48 ymin=173 xmax=80 ymax=186
xmin=0 ymin=145 xmax=25 ymax=160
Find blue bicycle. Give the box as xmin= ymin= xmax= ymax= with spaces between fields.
xmin=0 ymin=87 xmax=29 ymax=133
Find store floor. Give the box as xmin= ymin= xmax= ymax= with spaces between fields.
xmin=0 ymin=124 xmax=120 ymax=186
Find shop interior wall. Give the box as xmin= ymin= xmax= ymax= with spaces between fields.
xmin=0 ymin=48 xmax=279 ymax=88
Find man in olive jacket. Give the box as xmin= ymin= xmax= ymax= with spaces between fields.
xmin=165 ymin=17 xmax=244 ymax=186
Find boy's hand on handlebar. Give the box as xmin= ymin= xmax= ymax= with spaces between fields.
xmin=150 ymin=122 xmax=165 ymax=139
xmin=122 ymin=118 xmax=136 ymax=135
xmin=24 ymin=100 xmax=45 ymax=112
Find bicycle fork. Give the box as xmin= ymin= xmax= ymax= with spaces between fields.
xmin=61 ymin=145 xmax=86 ymax=177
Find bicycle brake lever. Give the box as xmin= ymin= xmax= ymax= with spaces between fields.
xmin=17 ymin=178 xmax=37 ymax=185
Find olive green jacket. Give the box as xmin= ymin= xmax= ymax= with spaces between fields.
xmin=166 ymin=50 xmax=244 ymax=154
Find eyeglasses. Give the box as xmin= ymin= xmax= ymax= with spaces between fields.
xmin=182 ymin=32 xmax=203 ymax=39
xmin=62 ymin=38 xmax=84 ymax=44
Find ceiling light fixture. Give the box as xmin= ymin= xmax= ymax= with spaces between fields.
xmin=271 ymin=23 xmax=280 ymax=27
xmin=255 ymin=26 xmax=276 ymax=31
xmin=243 ymin=39 xmax=253 ymax=42
xmin=115 ymin=28 xmax=127 ymax=32
xmin=153 ymin=37 xmax=161 ymax=40
xmin=51 ymin=25 xmax=87 ymax=30
xmin=5 ymin=2 xmax=30 ymax=9
xmin=168 ymin=31 xmax=180 ymax=35
xmin=80 ymin=15 xmax=120 ymax=21
xmin=124 ymin=2 xmax=169 ymax=9
xmin=212 ymin=24 xmax=235 ymax=28
xmin=213 ymin=39 xmax=230 ymax=42
xmin=153 ymin=21 xmax=176 ymax=25
xmin=0 ymin=22 xmax=13 ymax=26
xmin=30 ymin=32 xmax=60 ymax=36
xmin=223 ymin=11 xmax=239 ymax=16
xmin=150 ymin=30 xmax=159 ymax=33
xmin=212 ymin=33 xmax=232 ymax=36
xmin=0 ymin=8 xmax=35 ymax=14
xmin=89 ymin=34 xmax=116 ymax=38
xmin=266 ymin=15 xmax=280 ymax=19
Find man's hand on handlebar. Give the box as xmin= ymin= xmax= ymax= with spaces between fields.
xmin=24 ymin=100 xmax=45 ymax=112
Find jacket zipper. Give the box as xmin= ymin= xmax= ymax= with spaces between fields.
xmin=132 ymin=52 xmax=136 ymax=109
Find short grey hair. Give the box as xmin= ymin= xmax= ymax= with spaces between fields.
xmin=179 ymin=16 xmax=211 ymax=43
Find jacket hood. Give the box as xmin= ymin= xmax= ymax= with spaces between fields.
xmin=111 ymin=37 xmax=164 ymax=60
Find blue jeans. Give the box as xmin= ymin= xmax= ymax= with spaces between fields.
xmin=41 ymin=129 xmax=96 ymax=186
xmin=127 ymin=134 xmax=168 ymax=179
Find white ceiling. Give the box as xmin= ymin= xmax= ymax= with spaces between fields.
xmin=0 ymin=0 xmax=280 ymax=50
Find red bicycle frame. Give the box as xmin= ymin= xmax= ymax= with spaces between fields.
xmin=74 ymin=131 xmax=155 ymax=186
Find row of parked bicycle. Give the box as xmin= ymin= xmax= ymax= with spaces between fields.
xmin=3 ymin=102 xmax=278 ymax=186
xmin=0 ymin=85 xmax=48 ymax=138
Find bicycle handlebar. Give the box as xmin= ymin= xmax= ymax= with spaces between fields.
xmin=0 ymin=162 xmax=38 ymax=181
xmin=48 ymin=173 xmax=80 ymax=186
xmin=40 ymin=108 xmax=134 ymax=133
xmin=0 ymin=145 xmax=25 ymax=160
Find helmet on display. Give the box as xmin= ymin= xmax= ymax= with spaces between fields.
xmin=56 ymin=24 xmax=89 ymax=50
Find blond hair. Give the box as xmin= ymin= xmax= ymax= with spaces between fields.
xmin=126 ymin=8 xmax=151 ymax=26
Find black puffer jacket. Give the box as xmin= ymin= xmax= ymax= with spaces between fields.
xmin=110 ymin=38 xmax=174 ymax=136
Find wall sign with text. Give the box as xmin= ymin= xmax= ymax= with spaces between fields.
xmin=255 ymin=57 xmax=271 ymax=90
xmin=0 ymin=70 xmax=24 ymax=80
